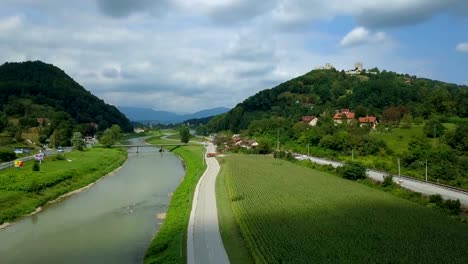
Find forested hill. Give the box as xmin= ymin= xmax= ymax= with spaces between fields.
xmin=207 ymin=68 xmax=468 ymax=132
xmin=0 ymin=61 xmax=132 ymax=132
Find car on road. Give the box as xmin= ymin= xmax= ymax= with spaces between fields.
xmin=57 ymin=147 xmax=64 ymax=153
xmin=14 ymin=149 xmax=23 ymax=154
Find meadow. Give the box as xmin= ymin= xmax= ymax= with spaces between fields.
xmin=218 ymin=154 xmax=468 ymax=263
xmin=0 ymin=147 xmax=127 ymax=224
xmin=144 ymin=136 xmax=206 ymax=264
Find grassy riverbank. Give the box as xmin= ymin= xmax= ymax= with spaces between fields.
xmin=218 ymin=154 xmax=468 ymax=263
xmin=144 ymin=137 xmax=206 ymax=264
xmin=0 ymin=147 xmax=127 ymax=225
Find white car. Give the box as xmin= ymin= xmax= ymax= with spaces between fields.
xmin=14 ymin=149 xmax=23 ymax=154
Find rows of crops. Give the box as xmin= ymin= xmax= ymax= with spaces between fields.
xmin=221 ymin=155 xmax=468 ymax=263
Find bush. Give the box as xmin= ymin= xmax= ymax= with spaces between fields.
xmin=338 ymin=162 xmax=367 ymax=180
xmin=382 ymin=174 xmax=394 ymax=187
xmin=443 ymin=199 xmax=461 ymax=215
xmin=429 ymin=194 xmax=443 ymax=205
xmin=32 ymin=161 xmax=40 ymax=171
xmin=0 ymin=148 xmax=16 ymax=162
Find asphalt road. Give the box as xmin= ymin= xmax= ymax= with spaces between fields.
xmin=187 ymin=142 xmax=229 ymax=264
xmin=0 ymin=148 xmax=72 ymax=171
xmin=298 ymin=155 xmax=468 ymax=206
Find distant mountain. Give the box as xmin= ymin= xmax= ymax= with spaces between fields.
xmin=118 ymin=106 xmax=230 ymax=123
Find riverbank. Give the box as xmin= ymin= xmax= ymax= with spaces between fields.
xmin=0 ymin=147 xmax=127 ymax=227
xmin=144 ymin=136 xmax=206 ymax=264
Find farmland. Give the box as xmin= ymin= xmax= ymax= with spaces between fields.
xmin=218 ymin=154 xmax=468 ymax=263
xmin=0 ymin=148 xmax=127 ymax=224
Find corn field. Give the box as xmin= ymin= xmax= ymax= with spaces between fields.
xmin=222 ymin=155 xmax=468 ymax=263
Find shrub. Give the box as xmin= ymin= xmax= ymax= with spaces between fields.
xmin=382 ymin=174 xmax=394 ymax=187
xmin=0 ymin=148 xmax=16 ymax=162
xmin=429 ymin=194 xmax=443 ymax=205
xmin=443 ymin=199 xmax=461 ymax=215
xmin=338 ymin=162 xmax=367 ymax=180
xmin=32 ymin=161 xmax=40 ymax=171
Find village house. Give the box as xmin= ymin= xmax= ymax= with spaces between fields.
xmin=232 ymin=134 xmax=241 ymax=143
xmin=359 ymin=116 xmax=377 ymax=129
xmin=333 ymin=109 xmax=355 ymax=124
xmin=134 ymin=128 xmax=145 ymax=133
xmin=301 ymin=116 xmax=318 ymax=126
xmin=235 ymin=139 xmax=259 ymax=149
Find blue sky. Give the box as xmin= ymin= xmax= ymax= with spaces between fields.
xmin=0 ymin=0 xmax=467 ymax=112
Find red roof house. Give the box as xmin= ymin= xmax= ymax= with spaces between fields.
xmin=333 ymin=109 xmax=355 ymax=124
xmin=359 ymin=116 xmax=377 ymax=128
xmin=301 ymin=116 xmax=318 ymax=126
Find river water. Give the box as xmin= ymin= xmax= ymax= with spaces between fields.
xmin=0 ymin=138 xmax=184 ymax=264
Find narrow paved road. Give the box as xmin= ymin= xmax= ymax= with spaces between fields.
xmin=299 ymin=155 xmax=468 ymax=206
xmin=187 ymin=142 xmax=229 ymax=264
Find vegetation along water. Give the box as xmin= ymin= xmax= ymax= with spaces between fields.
xmin=0 ymin=138 xmax=184 ymax=264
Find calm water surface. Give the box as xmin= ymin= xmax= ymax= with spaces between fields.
xmin=0 ymin=138 xmax=184 ymax=264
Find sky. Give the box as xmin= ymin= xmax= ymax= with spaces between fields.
xmin=0 ymin=0 xmax=467 ymax=113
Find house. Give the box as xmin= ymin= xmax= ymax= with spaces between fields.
xmin=359 ymin=116 xmax=377 ymax=129
xmin=235 ymin=140 xmax=259 ymax=149
xmin=301 ymin=116 xmax=318 ymax=126
xmin=134 ymin=128 xmax=145 ymax=133
xmin=232 ymin=134 xmax=241 ymax=143
xmin=333 ymin=109 xmax=355 ymax=124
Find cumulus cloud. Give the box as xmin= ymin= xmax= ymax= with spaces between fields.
xmin=456 ymin=42 xmax=468 ymax=53
xmin=0 ymin=0 xmax=465 ymax=112
xmin=340 ymin=27 xmax=387 ymax=47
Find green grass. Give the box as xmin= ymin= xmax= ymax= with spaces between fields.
xmin=216 ymin=158 xmax=253 ymax=264
xmin=144 ymin=140 xmax=206 ymax=264
xmin=373 ymin=124 xmax=425 ymax=154
xmin=0 ymin=147 xmax=127 ymax=224
xmin=220 ymin=154 xmax=468 ymax=263
xmin=165 ymin=134 xmax=205 ymax=143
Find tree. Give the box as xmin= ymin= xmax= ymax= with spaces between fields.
xmin=0 ymin=148 xmax=16 ymax=162
xmin=338 ymin=162 xmax=367 ymax=180
xmin=71 ymin=132 xmax=85 ymax=151
xmin=180 ymin=125 xmax=191 ymax=144
xmin=401 ymin=114 xmax=413 ymax=129
xmin=423 ymin=117 xmax=445 ymax=138
xmin=354 ymin=105 xmax=368 ymax=118
xmin=99 ymin=124 xmax=122 ymax=147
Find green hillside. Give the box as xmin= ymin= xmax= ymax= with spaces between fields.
xmin=0 ymin=61 xmax=132 ymax=147
xmin=206 ymin=68 xmax=468 ymax=189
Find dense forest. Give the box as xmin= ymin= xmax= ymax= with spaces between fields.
xmin=0 ymin=61 xmax=132 ymax=147
xmin=204 ymin=68 xmax=468 ymax=189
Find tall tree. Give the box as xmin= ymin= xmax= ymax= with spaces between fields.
xmin=179 ymin=125 xmax=191 ymax=144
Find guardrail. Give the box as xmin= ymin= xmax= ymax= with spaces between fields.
xmin=294 ymin=153 xmax=468 ymax=195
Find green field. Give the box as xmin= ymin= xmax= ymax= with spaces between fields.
xmin=0 ymin=148 xmax=127 ymax=224
xmin=218 ymin=154 xmax=468 ymax=263
xmin=144 ymin=137 xmax=206 ymax=264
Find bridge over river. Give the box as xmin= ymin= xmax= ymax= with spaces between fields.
xmin=112 ymin=143 xmax=188 ymax=153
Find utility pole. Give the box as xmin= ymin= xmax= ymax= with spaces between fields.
xmin=398 ymin=158 xmax=401 ymax=179
xmin=307 ymin=144 xmax=310 ymax=156
xmin=425 ymin=159 xmax=428 ymax=181
xmin=352 ymin=149 xmax=354 ymax=161
xmin=276 ymin=129 xmax=280 ymax=151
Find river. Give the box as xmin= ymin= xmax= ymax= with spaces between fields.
xmin=0 ymin=138 xmax=185 ymax=264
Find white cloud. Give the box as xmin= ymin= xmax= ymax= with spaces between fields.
xmin=0 ymin=0 xmax=464 ymax=112
xmin=340 ymin=27 xmax=387 ymax=47
xmin=456 ymin=42 xmax=468 ymax=53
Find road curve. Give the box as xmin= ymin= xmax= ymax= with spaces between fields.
xmin=300 ymin=155 xmax=468 ymax=206
xmin=187 ymin=142 xmax=229 ymax=264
